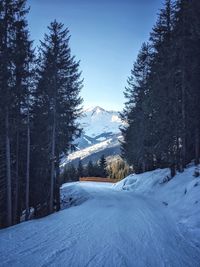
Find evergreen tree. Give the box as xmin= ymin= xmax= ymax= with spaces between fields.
xmin=98 ymin=155 xmax=108 ymax=177
xmin=62 ymin=164 xmax=78 ymax=182
xmin=120 ymin=43 xmax=152 ymax=173
xmin=0 ymin=0 xmax=33 ymax=227
xmin=0 ymin=0 xmax=16 ymax=227
xmin=12 ymin=0 xmax=34 ymax=223
xmin=121 ymin=0 xmax=200 ymax=176
xmin=31 ymin=21 xmax=83 ymax=215
xmin=148 ymin=0 xmax=177 ymax=175
xmin=172 ymin=0 xmax=200 ymax=169
xmin=86 ymin=161 xmax=95 ymax=177
xmin=77 ymin=160 xmax=84 ymax=178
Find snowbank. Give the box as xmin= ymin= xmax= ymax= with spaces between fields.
xmin=61 ymin=182 xmax=91 ymax=209
xmin=60 ymin=181 xmax=113 ymax=210
xmin=114 ymin=168 xmax=169 ymax=194
xmin=114 ymin=165 xmax=200 ymax=246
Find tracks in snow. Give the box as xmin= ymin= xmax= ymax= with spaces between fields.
xmin=0 ymin=183 xmax=200 ymax=267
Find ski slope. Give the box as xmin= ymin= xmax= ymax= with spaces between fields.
xmin=1 ymin=171 xmax=200 ymax=267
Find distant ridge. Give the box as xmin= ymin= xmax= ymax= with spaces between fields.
xmin=61 ymin=106 xmax=123 ymax=167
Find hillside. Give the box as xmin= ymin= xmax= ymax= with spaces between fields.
xmin=62 ymin=106 xmax=123 ymax=167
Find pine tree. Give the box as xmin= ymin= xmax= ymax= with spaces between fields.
xmin=121 ymin=0 xmax=200 ymax=176
xmin=120 ymin=43 xmax=152 ymax=172
xmin=98 ymin=155 xmax=108 ymax=177
xmin=149 ymin=0 xmax=177 ymax=175
xmin=0 ymin=0 xmax=16 ymax=227
xmin=64 ymin=164 xmax=78 ymax=182
xmin=31 ymin=21 xmax=83 ymax=215
xmin=190 ymin=0 xmax=200 ymax=165
xmin=86 ymin=161 xmax=94 ymax=177
xmin=172 ymin=0 xmax=200 ymax=168
xmin=77 ymin=160 xmax=84 ymax=178
xmin=12 ymin=0 xmax=34 ymax=223
xmin=0 ymin=0 xmax=33 ymax=227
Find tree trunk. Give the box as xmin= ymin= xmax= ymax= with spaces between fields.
xmin=13 ymin=129 xmax=19 ymax=224
xmin=55 ymin=154 xmax=60 ymax=211
xmin=180 ymin=77 xmax=186 ymax=172
xmin=5 ymin=107 xmax=12 ymax=226
xmin=180 ymin=12 xmax=186 ymax=172
xmin=25 ymin=104 xmax=30 ymax=220
xmin=3 ymin=0 xmax=12 ymax=227
xmin=142 ymin=161 xmax=146 ymax=173
xmin=170 ymin=163 xmax=176 ymax=178
xmin=195 ymin=128 xmax=199 ymax=165
xmin=49 ymin=104 xmax=56 ymax=214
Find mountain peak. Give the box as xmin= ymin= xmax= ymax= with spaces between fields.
xmin=92 ymin=106 xmax=105 ymax=115
xmin=83 ymin=106 xmax=106 ymax=113
xmin=83 ymin=106 xmax=119 ymax=114
xmin=80 ymin=106 xmax=122 ymax=138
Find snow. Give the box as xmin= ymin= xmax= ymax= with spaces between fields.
xmin=83 ymin=136 xmax=92 ymax=145
xmin=61 ymin=137 xmax=120 ymax=166
xmin=80 ymin=106 xmax=122 ymax=138
xmin=96 ymin=136 xmax=106 ymax=141
xmin=0 ymin=165 xmax=200 ymax=266
xmin=60 ymin=106 xmax=123 ymax=166
xmin=111 ymin=114 xmax=121 ymax=123
xmin=114 ymin=165 xmax=200 ymax=248
xmin=60 ymin=182 xmax=91 ymax=209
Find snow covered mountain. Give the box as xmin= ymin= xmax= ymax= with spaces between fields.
xmin=81 ymin=106 xmax=122 ymax=139
xmin=61 ymin=134 xmax=122 ymax=167
xmin=62 ymin=106 xmax=123 ymax=166
xmin=75 ymin=106 xmax=122 ymax=149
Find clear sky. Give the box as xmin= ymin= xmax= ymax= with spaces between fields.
xmin=27 ymin=0 xmax=163 ymax=111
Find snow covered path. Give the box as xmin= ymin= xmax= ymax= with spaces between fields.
xmin=0 ymin=182 xmax=200 ymax=267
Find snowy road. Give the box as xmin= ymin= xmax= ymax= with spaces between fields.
xmin=0 ymin=182 xmax=200 ymax=267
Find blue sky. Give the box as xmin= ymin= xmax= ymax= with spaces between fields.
xmin=27 ymin=0 xmax=163 ymax=111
